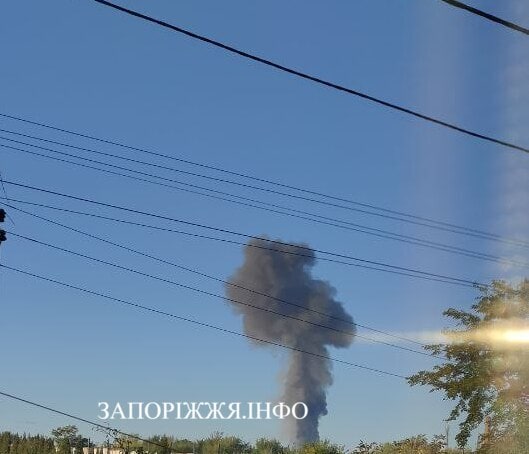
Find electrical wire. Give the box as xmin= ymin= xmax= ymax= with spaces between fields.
xmin=3 ymin=141 xmax=526 ymax=271
xmin=88 ymin=0 xmax=529 ymax=155
xmin=4 ymin=203 xmax=443 ymax=359
xmin=439 ymin=0 xmax=529 ymax=36
xmin=3 ymin=196 xmax=479 ymax=289
xmin=3 ymin=112 xmax=527 ymax=247
xmin=1 ymin=180 xmax=488 ymax=288
xmin=4 ymin=230 xmax=458 ymax=362
xmin=0 ymin=390 xmax=176 ymax=450
xmin=0 ymin=264 xmax=407 ymax=379
xmin=3 ymin=127 xmax=527 ymax=249
xmin=1 ymin=197 xmax=471 ymax=347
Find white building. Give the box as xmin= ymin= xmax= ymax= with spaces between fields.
xmin=81 ymin=448 xmax=133 ymax=454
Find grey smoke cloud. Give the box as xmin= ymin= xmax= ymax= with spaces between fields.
xmin=226 ymin=237 xmax=355 ymax=444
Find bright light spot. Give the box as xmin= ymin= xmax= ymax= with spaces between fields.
xmin=502 ymin=329 xmax=529 ymax=344
xmin=444 ymin=323 xmax=529 ymax=348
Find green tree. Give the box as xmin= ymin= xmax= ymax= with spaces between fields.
xmin=297 ymin=440 xmax=344 ymax=454
xmin=112 ymin=433 xmax=136 ymax=453
xmin=0 ymin=432 xmax=12 ymax=453
xmin=144 ymin=434 xmax=174 ymax=454
xmin=378 ymin=435 xmax=444 ymax=454
xmin=51 ymin=425 xmax=83 ymax=454
xmin=170 ymin=437 xmax=195 ymax=453
xmin=351 ymin=435 xmax=453 ymax=454
xmin=254 ymin=438 xmax=286 ymax=454
xmin=0 ymin=432 xmax=55 ymax=454
xmin=351 ymin=440 xmax=380 ymax=454
xmin=408 ymin=280 xmax=529 ymax=449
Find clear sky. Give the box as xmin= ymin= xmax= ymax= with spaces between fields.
xmin=1 ymin=0 xmax=528 ymax=449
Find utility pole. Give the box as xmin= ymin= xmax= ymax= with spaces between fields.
xmin=0 ymin=208 xmax=6 ymax=245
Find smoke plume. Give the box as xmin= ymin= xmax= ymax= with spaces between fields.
xmin=226 ymin=237 xmax=355 ymax=445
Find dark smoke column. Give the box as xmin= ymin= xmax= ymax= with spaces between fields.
xmin=226 ymin=237 xmax=355 ymax=445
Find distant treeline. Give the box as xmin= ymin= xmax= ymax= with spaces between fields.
xmin=0 ymin=429 xmax=467 ymax=454
xmin=0 ymin=431 xmax=55 ymax=454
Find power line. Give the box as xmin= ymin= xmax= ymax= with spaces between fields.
xmin=3 ymin=196 xmax=480 ymax=289
xmin=0 ymin=141 xmax=512 ymax=267
xmin=439 ymin=0 xmax=529 ymax=36
xmin=0 ymin=390 xmax=177 ymax=450
xmin=3 ymin=230 xmax=457 ymax=360
xmin=4 ymin=141 xmax=503 ymax=266
xmin=3 ymin=113 xmax=527 ymax=248
xmin=0 ymin=264 xmax=407 ymax=379
xmin=13 ymin=229 xmax=436 ymax=348
xmin=5 ymin=203 xmax=442 ymax=359
xmin=5 ymin=138 xmax=478 ymax=256
xmin=3 ymin=141 xmax=526 ymax=271
xmin=88 ymin=0 xmax=529 ymax=155
xmin=3 ymin=127 xmax=526 ymax=249
xmin=2 ymin=197 xmax=469 ymax=347
xmin=1 ymin=180 xmax=488 ymax=288
xmin=11 ymin=230 xmax=374 ymax=342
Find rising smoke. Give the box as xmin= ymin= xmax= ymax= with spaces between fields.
xmin=226 ymin=237 xmax=355 ymax=445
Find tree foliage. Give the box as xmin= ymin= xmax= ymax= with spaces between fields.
xmin=408 ymin=280 xmax=529 ymax=448
xmin=254 ymin=438 xmax=287 ymax=454
xmin=0 ymin=431 xmax=55 ymax=454
xmin=297 ymin=440 xmax=344 ymax=454
xmin=51 ymin=425 xmax=88 ymax=454
xmin=351 ymin=434 xmax=455 ymax=454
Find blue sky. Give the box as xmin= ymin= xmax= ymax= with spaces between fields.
xmin=1 ymin=0 xmax=528 ymax=448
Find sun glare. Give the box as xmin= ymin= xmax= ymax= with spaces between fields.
xmin=446 ymin=324 xmax=529 ymax=347
xmin=501 ymin=329 xmax=529 ymax=344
